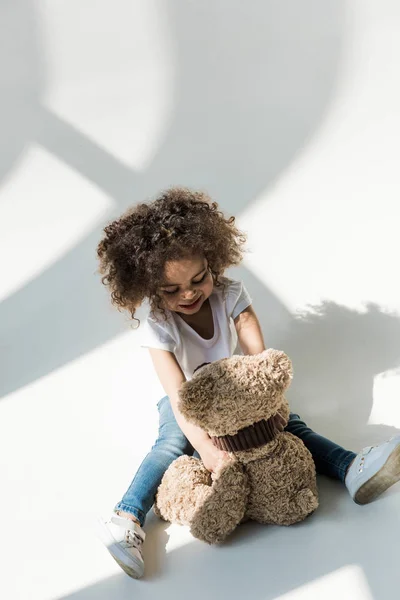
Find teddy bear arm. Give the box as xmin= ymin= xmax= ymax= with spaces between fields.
xmin=154 ymin=455 xmax=212 ymax=525
xmin=189 ymin=459 xmax=249 ymax=544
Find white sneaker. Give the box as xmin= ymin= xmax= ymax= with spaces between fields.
xmin=96 ymin=514 xmax=145 ymax=579
xmin=345 ymin=435 xmax=400 ymax=504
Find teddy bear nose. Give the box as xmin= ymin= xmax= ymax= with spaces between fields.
xmin=193 ymin=362 xmax=211 ymax=374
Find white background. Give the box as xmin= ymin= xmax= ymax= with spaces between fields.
xmin=0 ymin=1 xmax=399 ymax=599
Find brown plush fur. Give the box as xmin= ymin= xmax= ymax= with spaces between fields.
xmin=155 ymin=349 xmax=318 ymax=543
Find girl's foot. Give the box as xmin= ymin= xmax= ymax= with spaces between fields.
xmin=96 ymin=513 xmax=145 ymax=579
xmin=345 ymin=435 xmax=400 ymax=504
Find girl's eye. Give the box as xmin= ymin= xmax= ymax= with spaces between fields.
xmin=161 ymin=272 xmax=208 ymax=295
xmin=193 ymin=272 xmax=207 ymax=285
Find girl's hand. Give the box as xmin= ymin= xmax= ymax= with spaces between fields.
xmin=197 ymin=439 xmax=230 ymax=473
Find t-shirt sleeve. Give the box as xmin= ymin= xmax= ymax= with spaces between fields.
xmin=140 ymin=316 xmax=176 ymax=352
xmin=225 ymin=279 xmax=252 ymax=320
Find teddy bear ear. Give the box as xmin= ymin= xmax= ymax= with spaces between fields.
xmin=258 ymin=349 xmax=293 ymax=391
xmin=178 ymin=371 xmax=214 ymax=427
xmin=178 ymin=378 xmax=197 ymax=418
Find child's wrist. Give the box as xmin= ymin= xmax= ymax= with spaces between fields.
xmin=194 ymin=437 xmax=213 ymax=454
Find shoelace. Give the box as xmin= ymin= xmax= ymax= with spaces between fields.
xmin=356 ymin=437 xmax=397 ymax=474
xmin=125 ymin=530 xmax=144 ymax=554
xmin=356 ymin=445 xmax=374 ymax=473
xmin=357 ymin=441 xmax=388 ymax=473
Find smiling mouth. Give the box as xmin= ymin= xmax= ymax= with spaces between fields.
xmin=179 ymin=297 xmax=201 ymax=309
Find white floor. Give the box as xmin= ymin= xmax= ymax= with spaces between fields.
xmin=1 ymin=2 xmax=400 ymax=599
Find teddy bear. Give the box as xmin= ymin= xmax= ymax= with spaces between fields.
xmin=154 ymin=349 xmax=318 ymax=544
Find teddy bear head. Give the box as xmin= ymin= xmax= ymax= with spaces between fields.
xmin=178 ymin=349 xmax=293 ymax=441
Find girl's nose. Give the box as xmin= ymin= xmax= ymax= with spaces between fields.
xmin=181 ymin=288 xmax=196 ymax=300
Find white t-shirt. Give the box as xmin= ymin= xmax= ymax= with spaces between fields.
xmin=140 ymin=277 xmax=252 ymax=380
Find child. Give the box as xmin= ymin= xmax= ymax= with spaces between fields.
xmin=96 ymin=187 xmax=400 ymax=579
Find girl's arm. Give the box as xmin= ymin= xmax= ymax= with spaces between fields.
xmin=234 ymin=305 xmax=266 ymax=355
xmin=149 ymin=348 xmax=228 ymax=471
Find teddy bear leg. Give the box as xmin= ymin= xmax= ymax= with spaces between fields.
xmin=284 ymin=488 xmax=319 ymax=525
xmin=154 ymin=455 xmax=212 ymax=525
xmin=190 ymin=460 xmax=249 ymax=544
xmin=250 ymin=487 xmax=318 ymax=526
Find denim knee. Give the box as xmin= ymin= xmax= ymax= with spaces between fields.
xmin=289 ymin=412 xmax=301 ymax=422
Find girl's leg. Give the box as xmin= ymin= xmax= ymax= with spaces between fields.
xmin=285 ymin=413 xmax=356 ymax=482
xmin=114 ymin=396 xmax=194 ymax=526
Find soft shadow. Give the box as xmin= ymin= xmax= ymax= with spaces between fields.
xmin=0 ymin=0 xmax=43 ymax=184
xmin=229 ymin=270 xmax=400 ymax=451
xmin=279 ymin=302 xmax=400 ymax=450
xmin=0 ymin=0 xmax=344 ymax=397
xmin=141 ymin=511 xmax=170 ymax=580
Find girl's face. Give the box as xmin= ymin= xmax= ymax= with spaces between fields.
xmin=159 ymin=255 xmax=214 ymax=314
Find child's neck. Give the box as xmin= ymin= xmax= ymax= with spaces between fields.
xmin=177 ymin=298 xmax=214 ymax=340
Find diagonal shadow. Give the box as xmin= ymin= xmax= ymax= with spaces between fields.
xmin=3 ymin=4 xmax=399 ymax=600
xmin=0 ymin=0 xmax=345 ymax=397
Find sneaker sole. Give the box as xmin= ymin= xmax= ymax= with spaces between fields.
xmin=355 ymin=443 xmax=400 ymax=505
xmin=96 ymin=518 xmax=144 ymax=579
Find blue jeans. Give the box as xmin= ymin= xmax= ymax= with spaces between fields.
xmin=115 ymin=396 xmax=356 ymax=526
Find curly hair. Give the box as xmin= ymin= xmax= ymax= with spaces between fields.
xmin=97 ymin=187 xmax=247 ymax=322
